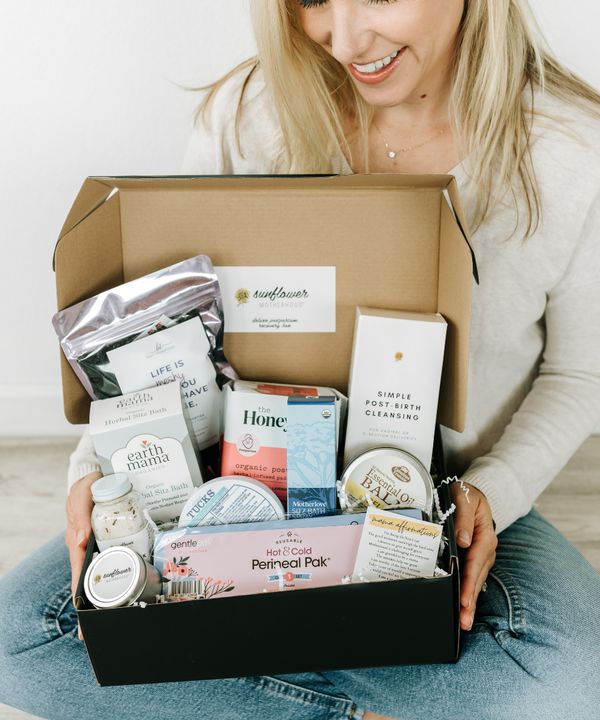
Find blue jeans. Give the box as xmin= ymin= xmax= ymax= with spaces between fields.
xmin=0 ymin=509 xmax=598 ymax=720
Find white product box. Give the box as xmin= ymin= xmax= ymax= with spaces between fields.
xmin=343 ymin=308 xmax=447 ymax=470
xmin=89 ymin=382 xmax=204 ymax=524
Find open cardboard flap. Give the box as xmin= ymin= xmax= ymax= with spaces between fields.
xmin=54 ymin=174 xmax=475 ymax=432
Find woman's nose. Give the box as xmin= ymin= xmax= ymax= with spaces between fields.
xmin=327 ymin=4 xmax=374 ymax=65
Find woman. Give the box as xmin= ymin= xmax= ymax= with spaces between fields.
xmin=1 ymin=1 xmax=599 ymax=719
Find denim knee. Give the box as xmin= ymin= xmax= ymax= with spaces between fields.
xmin=0 ymin=535 xmax=75 ymax=658
xmin=0 ymin=569 xmax=24 ymax=707
xmin=0 ymin=566 xmax=24 ymax=658
xmin=489 ymin=513 xmax=600 ymax=715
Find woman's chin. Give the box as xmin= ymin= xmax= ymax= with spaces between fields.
xmin=354 ymin=82 xmax=421 ymax=108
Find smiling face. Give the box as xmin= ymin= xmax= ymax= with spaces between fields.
xmin=294 ymin=0 xmax=465 ymax=109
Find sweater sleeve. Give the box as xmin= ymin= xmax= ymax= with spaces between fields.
xmin=462 ymin=190 xmax=600 ymax=534
xmin=67 ymin=427 xmax=102 ymax=491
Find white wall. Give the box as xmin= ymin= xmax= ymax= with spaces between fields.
xmin=0 ymin=0 xmax=598 ymax=435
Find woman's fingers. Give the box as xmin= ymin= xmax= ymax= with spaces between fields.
xmin=451 ymin=482 xmax=476 ymax=607
xmin=65 ymin=473 xmax=100 ymax=640
xmin=66 ymin=528 xmax=88 ymax=598
xmin=452 ymin=483 xmax=497 ymax=630
xmin=462 ymin=524 xmax=496 ymax=605
xmin=459 ymin=534 xmax=496 ymax=630
xmin=65 ymin=472 xmax=101 ymax=598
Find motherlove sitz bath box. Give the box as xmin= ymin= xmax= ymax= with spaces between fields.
xmin=54 ymin=174 xmax=475 ymax=684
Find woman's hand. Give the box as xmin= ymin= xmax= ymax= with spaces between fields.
xmin=65 ymin=472 xmax=102 ymax=599
xmin=451 ymin=482 xmax=498 ymax=631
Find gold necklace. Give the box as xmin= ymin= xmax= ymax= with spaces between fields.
xmin=372 ymin=122 xmax=449 ymax=159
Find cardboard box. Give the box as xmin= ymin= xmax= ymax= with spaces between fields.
xmin=54 ymin=174 xmax=474 ymax=685
xmin=54 ymin=174 xmax=474 ymax=433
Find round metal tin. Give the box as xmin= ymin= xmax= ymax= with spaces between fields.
xmin=339 ymin=447 xmax=434 ymax=519
xmin=84 ymin=546 xmax=162 ymax=609
xmin=178 ymin=475 xmax=285 ymax=528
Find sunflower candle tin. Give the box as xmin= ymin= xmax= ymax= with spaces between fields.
xmin=83 ymin=547 xmax=163 ymax=610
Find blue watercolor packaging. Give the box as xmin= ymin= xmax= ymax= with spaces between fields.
xmin=286 ymin=396 xmax=338 ymax=518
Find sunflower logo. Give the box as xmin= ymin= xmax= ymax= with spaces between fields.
xmin=235 ymin=288 xmax=251 ymax=306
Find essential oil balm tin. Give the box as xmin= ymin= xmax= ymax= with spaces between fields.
xmin=83 ymin=546 xmax=163 ymax=609
xmin=339 ymin=447 xmax=434 ymax=519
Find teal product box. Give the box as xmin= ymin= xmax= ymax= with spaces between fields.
xmin=286 ymin=396 xmax=337 ymax=518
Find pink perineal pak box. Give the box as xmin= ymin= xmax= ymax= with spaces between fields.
xmin=155 ymin=520 xmax=365 ymax=598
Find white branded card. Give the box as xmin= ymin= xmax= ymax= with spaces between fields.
xmin=107 ymin=317 xmax=221 ymax=451
xmin=352 ymin=506 xmax=442 ymax=582
xmin=216 ymin=266 xmax=336 ymax=333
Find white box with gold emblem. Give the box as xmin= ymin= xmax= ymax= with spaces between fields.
xmin=343 ymin=307 xmax=447 ymax=470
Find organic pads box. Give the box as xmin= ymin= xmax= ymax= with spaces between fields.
xmin=344 ymin=308 xmax=447 ymax=470
xmin=221 ymin=380 xmax=346 ymax=503
xmin=89 ymin=382 xmax=204 ymax=524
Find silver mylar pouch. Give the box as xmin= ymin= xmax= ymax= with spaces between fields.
xmin=338 ymin=446 xmax=435 ymax=521
xmin=52 ymin=254 xmax=236 ymax=400
xmin=84 ymin=547 xmax=163 ymax=610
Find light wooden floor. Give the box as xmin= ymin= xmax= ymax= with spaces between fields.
xmin=0 ymin=436 xmax=598 ymax=720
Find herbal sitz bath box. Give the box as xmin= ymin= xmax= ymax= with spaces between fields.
xmin=55 ymin=173 xmax=475 ymax=685
xmin=89 ymin=382 xmax=203 ymax=524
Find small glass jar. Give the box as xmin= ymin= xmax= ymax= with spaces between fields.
xmin=91 ymin=473 xmax=154 ymax=560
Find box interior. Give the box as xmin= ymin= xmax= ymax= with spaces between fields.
xmin=54 ymin=174 xmax=475 ymax=431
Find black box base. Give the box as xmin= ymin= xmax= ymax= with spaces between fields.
xmin=76 ymin=434 xmax=461 ymax=686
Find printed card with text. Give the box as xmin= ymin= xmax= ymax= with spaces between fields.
xmin=216 ymin=266 xmax=336 ymax=333
xmin=352 ymin=506 xmax=442 ymax=582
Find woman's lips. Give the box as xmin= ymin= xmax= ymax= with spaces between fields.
xmin=347 ymin=47 xmax=407 ymax=85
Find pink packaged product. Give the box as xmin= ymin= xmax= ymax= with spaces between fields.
xmin=220 ymin=380 xmax=347 ymax=503
xmin=154 ymin=515 xmax=365 ymax=598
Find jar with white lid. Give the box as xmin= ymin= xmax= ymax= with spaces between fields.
xmin=91 ymin=473 xmax=154 ymax=560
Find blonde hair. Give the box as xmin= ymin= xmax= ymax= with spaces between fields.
xmin=197 ymin=0 xmax=600 ymax=235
